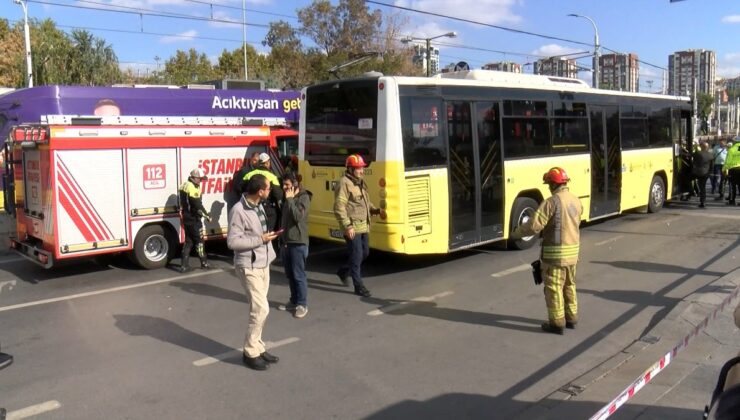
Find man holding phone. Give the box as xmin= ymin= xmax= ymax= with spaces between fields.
xmin=228 ymin=174 xmax=280 ymax=371
xmin=277 ymin=173 xmax=312 ymax=318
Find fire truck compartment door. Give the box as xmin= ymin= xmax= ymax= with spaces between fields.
xmin=55 ymin=150 xmax=128 ymax=249
xmin=127 ymin=149 xmax=179 ymax=215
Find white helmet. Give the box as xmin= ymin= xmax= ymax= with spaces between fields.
xmin=190 ymin=168 xmax=207 ymax=179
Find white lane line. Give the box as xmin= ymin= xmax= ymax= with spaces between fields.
xmin=594 ymin=235 xmax=624 ymax=247
xmin=6 ymin=400 xmax=61 ymax=419
xmin=0 ymin=269 xmax=225 ymax=313
xmin=0 ymin=280 xmax=16 ymax=295
xmin=367 ymin=291 xmax=454 ymax=316
xmin=666 ymin=211 xmax=740 ymax=220
xmin=193 ymin=337 xmax=301 ymax=367
xmin=0 ymin=257 xmax=26 ymax=265
xmin=662 ymin=216 xmax=681 ymax=225
xmin=490 ymin=264 xmax=531 ymax=278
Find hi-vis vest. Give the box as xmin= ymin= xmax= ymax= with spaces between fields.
xmin=518 ymin=186 xmax=583 ymax=266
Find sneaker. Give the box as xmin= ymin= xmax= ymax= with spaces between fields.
xmin=541 ymin=322 xmax=564 ymax=335
xmin=699 ymin=203 xmax=706 ymax=208
xmin=260 ymin=351 xmax=279 ymax=364
xmin=336 ymin=268 xmax=350 ymax=286
xmin=277 ymin=302 xmax=297 ymax=311
xmin=294 ymin=305 xmax=308 ymax=318
xmin=201 ymin=262 xmax=210 ymax=269
xmin=354 ymin=285 xmax=371 ymax=298
xmin=243 ymin=353 xmax=269 ymax=371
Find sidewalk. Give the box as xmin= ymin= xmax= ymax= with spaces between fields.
xmin=517 ymin=268 xmax=740 ymax=420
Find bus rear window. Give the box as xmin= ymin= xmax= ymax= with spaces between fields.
xmin=305 ymin=80 xmax=378 ymax=167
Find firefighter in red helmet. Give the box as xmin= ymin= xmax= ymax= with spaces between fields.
xmin=333 ymin=154 xmax=380 ymax=298
xmin=512 ymin=167 xmax=583 ymax=335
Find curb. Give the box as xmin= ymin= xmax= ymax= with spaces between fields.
xmin=516 ymin=267 xmax=740 ymax=420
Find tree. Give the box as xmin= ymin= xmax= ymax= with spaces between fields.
xmin=66 ymin=30 xmax=121 ymax=86
xmin=697 ymin=92 xmax=714 ymax=135
xmin=162 ymin=48 xmax=216 ymax=85
xmin=0 ymin=18 xmax=24 ymax=87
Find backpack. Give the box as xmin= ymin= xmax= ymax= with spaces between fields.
xmin=704 ymin=357 xmax=740 ymax=420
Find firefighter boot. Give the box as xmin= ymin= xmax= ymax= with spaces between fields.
xmin=197 ymin=243 xmax=210 ymax=269
xmin=541 ymin=322 xmax=564 ymax=335
xmin=179 ymin=255 xmax=193 ymax=273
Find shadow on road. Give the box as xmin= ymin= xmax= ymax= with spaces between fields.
xmin=112 ymin=314 xmax=242 ymax=366
xmin=362 ymin=392 xmax=703 ymax=420
xmin=592 ymin=260 xmax=725 ymax=277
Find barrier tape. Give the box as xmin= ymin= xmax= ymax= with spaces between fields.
xmin=590 ymin=284 xmax=740 ymax=420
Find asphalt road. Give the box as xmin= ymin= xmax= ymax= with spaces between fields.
xmin=0 ymin=199 xmax=738 ymax=420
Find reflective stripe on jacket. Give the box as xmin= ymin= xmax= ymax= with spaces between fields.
xmin=334 ymin=171 xmax=377 ymax=234
xmin=515 ymin=186 xmax=583 ymax=266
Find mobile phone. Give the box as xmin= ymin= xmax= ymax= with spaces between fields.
xmin=274 ymin=229 xmax=285 ymax=235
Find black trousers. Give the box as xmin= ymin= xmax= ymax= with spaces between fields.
xmin=695 ymin=175 xmax=708 ymax=204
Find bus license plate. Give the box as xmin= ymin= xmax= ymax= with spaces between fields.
xmin=329 ymin=228 xmax=344 ymax=239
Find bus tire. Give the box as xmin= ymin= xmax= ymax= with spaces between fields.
xmin=508 ymin=197 xmax=539 ymax=250
xmin=130 ymin=224 xmax=175 ymax=269
xmin=648 ymin=176 xmax=665 ymax=213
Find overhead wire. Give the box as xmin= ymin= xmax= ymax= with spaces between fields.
xmin=366 ymin=0 xmax=668 ymax=71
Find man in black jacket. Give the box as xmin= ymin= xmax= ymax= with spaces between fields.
xmin=693 ymin=141 xmax=714 ymax=208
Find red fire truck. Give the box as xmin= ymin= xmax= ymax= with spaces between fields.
xmin=7 ymin=115 xmax=295 ymax=268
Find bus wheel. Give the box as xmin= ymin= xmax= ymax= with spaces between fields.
xmin=130 ymin=225 xmax=175 ymax=269
xmin=508 ymin=197 xmax=538 ymax=250
xmin=648 ymin=176 xmax=665 ymax=213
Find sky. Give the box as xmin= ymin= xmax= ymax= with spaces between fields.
xmin=2 ymin=0 xmax=739 ymax=92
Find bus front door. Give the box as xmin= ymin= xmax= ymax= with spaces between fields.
xmin=589 ymin=105 xmax=621 ymax=218
xmin=447 ymin=101 xmax=504 ymax=249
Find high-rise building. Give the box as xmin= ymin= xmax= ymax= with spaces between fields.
xmin=533 ymin=57 xmax=578 ymax=79
xmin=598 ymin=53 xmax=639 ymax=92
xmin=482 ymin=61 xmax=522 ymax=73
xmin=668 ymin=49 xmax=716 ymax=96
xmin=409 ymin=42 xmax=440 ymax=76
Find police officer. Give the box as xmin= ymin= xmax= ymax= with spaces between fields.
xmin=334 ymin=154 xmax=380 ymax=298
xmin=179 ymin=168 xmax=211 ymax=272
xmin=245 ymin=153 xmax=283 ymax=231
xmin=512 ymin=167 xmax=583 ymax=335
xmin=723 ymin=141 xmax=740 ymax=205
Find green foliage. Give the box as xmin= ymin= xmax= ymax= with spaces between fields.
xmin=697 ymin=92 xmax=714 ymax=134
xmin=162 ymin=49 xmax=217 ymax=85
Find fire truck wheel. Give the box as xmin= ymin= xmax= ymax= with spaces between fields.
xmin=508 ymin=197 xmax=538 ymax=250
xmin=131 ymin=225 xmax=175 ymax=269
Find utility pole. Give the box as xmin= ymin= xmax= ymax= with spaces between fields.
xmin=14 ymin=0 xmax=33 ymax=87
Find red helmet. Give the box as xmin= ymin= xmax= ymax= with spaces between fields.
xmin=542 ymin=167 xmax=570 ymax=185
xmin=345 ymin=154 xmax=367 ymax=168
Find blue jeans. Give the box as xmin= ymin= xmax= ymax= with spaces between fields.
xmin=341 ymin=233 xmax=369 ymax=287
xmin=282 ymin=244 xmax=308 ymax=306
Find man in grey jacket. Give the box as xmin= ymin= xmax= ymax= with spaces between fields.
xmin=227 ymin=174 xmax=279 ymax=371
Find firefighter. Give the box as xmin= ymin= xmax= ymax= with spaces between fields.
xmin=512 ymin=167 xmax=583 ymax=335
xmin=179 ymin=168 xmax=211 ymax=272
xmin=333 ymin=154 xmax=380 ymax=298
xmin=244 ymin=153 xmax=283 ymax=231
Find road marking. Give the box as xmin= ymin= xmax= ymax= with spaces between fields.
xmin=490 ymin=264 xmax=531 ymax=278
xmin=0 ymin=269 xmax=225 ymax=313
xmin=0 ymin=280 xmax=16 ymax=295
xmin=367 ymin=291 xmax=454 ymax=316
xmin=665 ymin=211 xmax=740 ymax=220
xmin=0 ymin=256 xmax=26 ymax=265
xmin=661 ymin=215 xmax=681 ymax=225
xmin=193 ymin=337 xmax=300 ymax=367
xmin=6 ymin=400 xmax=61 ymax=419
xmin=594 ymin=235 xmax=624 ymax=247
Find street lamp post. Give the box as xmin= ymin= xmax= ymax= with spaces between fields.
xmin=402 ymin=32 xmax=457 ymax=77
xmin=242 ymin=0 xmax=248 ymax=80
xmin=14 ymin=0 xmax=33 ymax=87
xmin=567 ymin=13 xmax=599 ymax=89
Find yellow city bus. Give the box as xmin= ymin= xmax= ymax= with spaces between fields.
xmin=299 ymin=70 xmax=693 ymax=253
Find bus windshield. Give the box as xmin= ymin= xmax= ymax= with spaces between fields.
xmin=304 ymin=79 xmax=378 ymax=167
